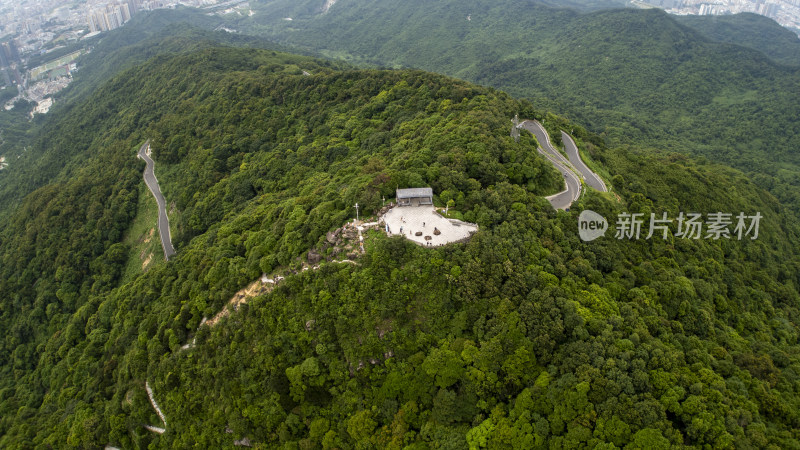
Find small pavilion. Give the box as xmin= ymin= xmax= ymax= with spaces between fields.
xmin=396 ymin=188 xmax=433 ymax=207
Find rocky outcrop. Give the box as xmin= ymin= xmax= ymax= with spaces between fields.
xmin=307 ymin=249 xmax=322 ymax=264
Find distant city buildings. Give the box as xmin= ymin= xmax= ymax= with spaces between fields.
xmin=0 ymin=0 xmax=227 ymax=112
xmin=0 ymin=0 xmax=227 ymax=90
xmin=87 ymin=1 xmax=139 ymax=33
xmin=0 ymin=0 xmax=225 ymax=57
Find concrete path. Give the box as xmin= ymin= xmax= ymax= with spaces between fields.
xmin=144 ymin=381 xmax=167 ymax=434
xmin=137 ymin=140 xmax=176 ymax=260
xmin=562 ymin=131 xmax=607 ymax=192
xmin=518 ymin=120 xmax=582 ymax=210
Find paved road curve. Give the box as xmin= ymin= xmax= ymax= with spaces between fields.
xmin=522 ymin=120 xmax=573 ymax=168
xmin=137 ymin=140 xmax=176 ymax=260
xmin=561 ymin=131 xmax=607 ymax=192
xmin=519 ymin=120 xmax=581 ymax=210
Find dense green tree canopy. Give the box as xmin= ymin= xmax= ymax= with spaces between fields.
xmin=0 ymin=18 xmax=798 ymax=449
xmin=236 ymin=0 xmax=800 ymax=217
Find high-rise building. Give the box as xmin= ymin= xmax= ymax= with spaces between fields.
xmin=1 ymin=42 xmax=19 ymax=65
xmin=1 ymin=67 xmax=11 ymax=87
xmin=104 ymin=11 xmax=114 ymax=30
xmin=121 ymin=3 xmax=132 ymax=22
xmin=113 ymin=6 xmax=124 ymax=28
xmin=88 ymin=13 xmax=102 ymax=32
xmin=87 ymin=2 xmax=136 ymax=33
xmin=127 ymin=0 xmax=140 ymax=15
xmin=762 ymin=4 xmax=780 ymax=18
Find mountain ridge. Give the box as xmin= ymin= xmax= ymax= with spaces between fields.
xmin=0 ymin=7 xmax=799 ymax=448
xmin=236 ymin=0 xmax=800 ymax=216
xmin=1 ymin=42 xmax=799 ymax=447
xmin=675 ymin=12 xmax=800 ymax=66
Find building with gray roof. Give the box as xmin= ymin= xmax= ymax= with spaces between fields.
xmin=396 ymin=187 xmax=433 ymax=206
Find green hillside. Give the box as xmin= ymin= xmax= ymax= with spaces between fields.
xmin=0 ymin=10 xmax=300 ymax=220
xmin=0 ymin=9 xmax=224 ymax=178
xmin=676 ymin=12 xmax=800 ymax=67
xmin=0 ymin=41 xmax=799 ymax=448
xmin=236 ymin=0 xmax=800 ymax=215
xmin=537 ymin=0 xmax=631 ymax=11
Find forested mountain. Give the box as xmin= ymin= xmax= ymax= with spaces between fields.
xmin=0 ymin=4 xmax=799 ymax=448
xmin=0 ymin=9 xmax=221 ymax=177
xmin=0 ymin=9 xmax=299 ymax=220
xmin=536 ymin=0 xmax=630 ymax=11
xmin=0 ymin=32 xmax=799 ymax=447
xmin=675 ymin=13 xmax=800 ymax=66
xmin=236 ymin=0 xmax=800 ymax=215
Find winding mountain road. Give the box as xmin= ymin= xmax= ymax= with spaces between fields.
xmin=137 ymin=140 xmax=176 ymax=260
xmin=561 ymin=131 xmax=607 ymax=192
xmin=519 ymin=120 xmax=582 ymax=210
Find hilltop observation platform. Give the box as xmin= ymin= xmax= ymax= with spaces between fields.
xmin=380 ymin=188 xmax=478 ymax=247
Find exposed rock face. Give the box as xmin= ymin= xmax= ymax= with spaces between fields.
xmin=323 ymin=0 xmax=337 ymax=13
xmin=234 ymin=437 xmax=252 ymax=447
xmin=307 ymin=250 xmax=322 ymax=264
xmin=326 ymin=231 xmax=338 ymax=244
